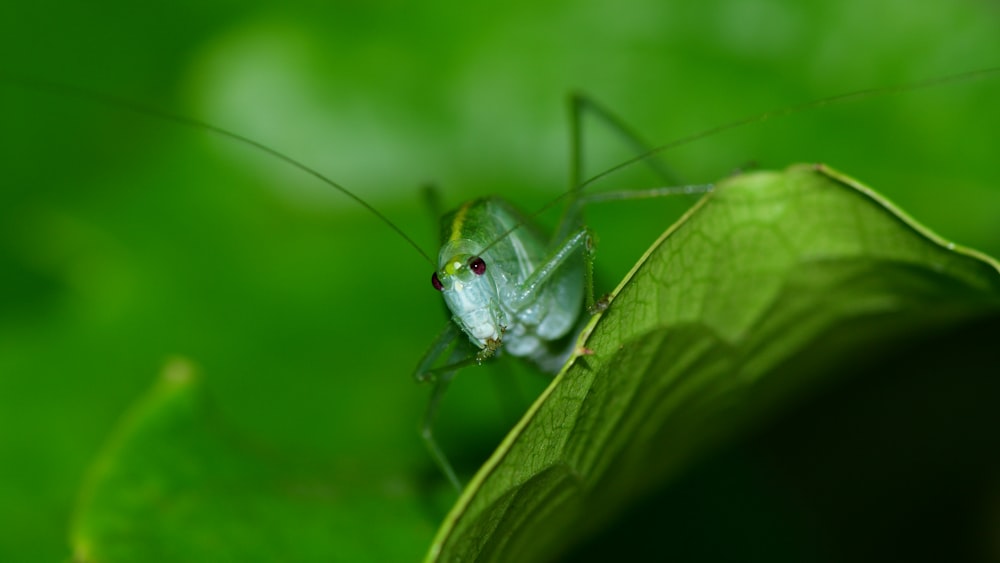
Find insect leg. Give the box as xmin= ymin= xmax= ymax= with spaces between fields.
xmin=549 ymin=93 xmax=693 ymax=314
xmin=568 ymin=92 xmax=683 ymax=191
xmin=581 ymin=183 xmax=715 ymax=204
xmin=556 ymin=93 xmax=683 ymax=244
xmin=420 ymin=369 xmax=462 ymax=491
xmin=510 ymin=227 xmax=593 ymax=312
xmin=566 ymin=94 xmax=719 ymax=311
xmin=413 ymin=321 xmax=482 ymax=491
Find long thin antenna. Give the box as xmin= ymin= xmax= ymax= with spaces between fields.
xmin=2 ymin=72 xmax=435 ymax=266
xmin=579 ymin=66 xmax=1000 ymax=192
xmin=479 ymin=65 xmax=1000 ymax=255
xmin=10 ymin=66 xmax=997 ymax=264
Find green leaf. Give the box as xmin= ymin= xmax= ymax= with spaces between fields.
xmin=426 ymin=164 xmax=1000 ymax=562
xmin=70 ymin=360 xmax=438 ymax=562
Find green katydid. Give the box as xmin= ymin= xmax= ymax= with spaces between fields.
xmin=407 ymin=66 xmax=1000 ymax=490
xmin=411 ymin=95 xmax=713 ymax=490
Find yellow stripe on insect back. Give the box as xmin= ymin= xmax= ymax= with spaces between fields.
xmin=448 ymin=200 xmax=474 ymax=243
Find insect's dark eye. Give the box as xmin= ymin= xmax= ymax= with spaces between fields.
xmin=431 ymin=272 xmax=444 ymax=291
xmin=469 ymin=257 xmax=487 ymax=275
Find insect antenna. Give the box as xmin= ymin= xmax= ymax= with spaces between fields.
xmin=1 ymin=72 xmax=436 ymax=266
xmin=580 ymin=65 xmax=1000 ymax=193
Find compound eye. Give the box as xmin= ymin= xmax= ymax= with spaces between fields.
xmin=469 ymin=257 xmax=486 ymax=275
xmin=431 ymin=272 xmax=444 ymax=291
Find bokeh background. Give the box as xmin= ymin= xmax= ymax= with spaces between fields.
xmin=2 ymin=0 xmax=999 ymax=560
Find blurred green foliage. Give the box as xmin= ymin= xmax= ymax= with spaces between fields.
xmin=0 ymin=0 xmax=998 ymax=560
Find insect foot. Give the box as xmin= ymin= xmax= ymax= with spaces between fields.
xmin=589 ymin=293 xmax=612 ymax=314
xmin=414 ymin=369 xmax=436 ymax=384
xmin=584 ymin=231 xmax=597 ymax=256
xmin=475 ymin=325 xmax=506 ymax=364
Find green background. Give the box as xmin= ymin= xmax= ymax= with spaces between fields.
xmin=1 ymin=0 xmax=998 ymax=560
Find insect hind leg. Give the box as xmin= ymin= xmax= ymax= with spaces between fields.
xmin=566 ymin=93 xmax=715 ymax=312
xmin=568 ymin=92 xmax=684 ymax=192
xmin=568 ymin=92 xmax=715 ymax=206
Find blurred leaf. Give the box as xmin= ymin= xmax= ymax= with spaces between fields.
xmin=426 ymin=165 xmax=1000 ymax=562
xmin=70 ymin=359 xmax=437 ymax=562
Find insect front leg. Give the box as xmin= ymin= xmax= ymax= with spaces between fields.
xmin=510 ymin=227 xmax=600 ymax=315
xmin=413 ymin=321 xmax=482 ymax=491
